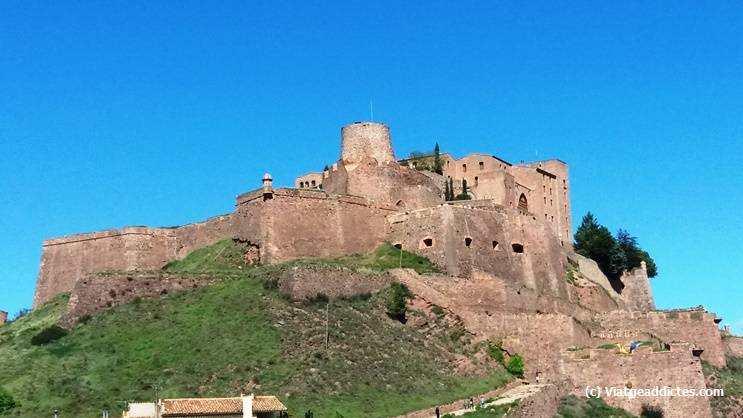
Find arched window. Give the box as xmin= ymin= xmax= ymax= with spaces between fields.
xmin=518 ymin=193 xmax=528 ymax=211
xmin=462 ymin=163 xmax=467 ymax=173
xmin=299 ymin=182 xmax=304 ymax=188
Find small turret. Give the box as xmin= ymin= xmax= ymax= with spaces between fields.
xmin=262 ymin=173 xmax=273 ymax=201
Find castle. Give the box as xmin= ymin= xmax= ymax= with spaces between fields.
xmin=27 ymin=122 xmax=740 ymax=417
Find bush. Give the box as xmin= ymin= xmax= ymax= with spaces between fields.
xmin=487 ymin=340 xmax=506 ymax=365
xmin=30 ymin=325 xmax=68 ymax=346
xmin=640 ymin=404 xmax=664 ymax=418
xmin=0 ymin=387 xmax=17 ymax=412
xmin=386 ymin=282 xmax=412 ymax=322
xmin=506 ymin=354 xmax=524 ymax=378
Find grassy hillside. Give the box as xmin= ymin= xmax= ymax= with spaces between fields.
xmin=704 ymin=355 xmax=743 ymax=417
xmin=0 ymin=241 xmax=507 ymax=418
xmin=554 ymin=395 xmax=636 ymax=418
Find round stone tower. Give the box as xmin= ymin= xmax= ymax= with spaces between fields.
xmin=341 ymin=122 xmax=396 ymax=165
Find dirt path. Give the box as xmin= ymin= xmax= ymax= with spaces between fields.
xmin=392 ymin=381 xmax=554 ymax=418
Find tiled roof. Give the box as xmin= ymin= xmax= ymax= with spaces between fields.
xmin=253 ymin=396 xmax=287 ymax=412
xmin=160 ymin=396 xmax=287 ymax=416
xmin=161 ymin=398 xmax=241 ymax=416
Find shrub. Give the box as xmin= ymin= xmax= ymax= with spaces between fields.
xmin=30 ymin=325 xmax=68 ymax=346
xmin=0 ymin=387 xmax=17 ymax=412
xmin=487 ymin=340 xmax=506 ymax=365
xmin=506 ymin=354 xmax=525 ymax=378
xmin=640 ymin=404 xmax=664 ymax=418
xmin=386 ymin=282 xmax=412 ymax=322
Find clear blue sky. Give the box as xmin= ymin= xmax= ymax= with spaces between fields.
xmin=1 ymin=1 xmax=741 ymax=332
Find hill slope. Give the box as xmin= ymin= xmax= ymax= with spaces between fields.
xmin=0 ymin=241 xmax=510 ymax=418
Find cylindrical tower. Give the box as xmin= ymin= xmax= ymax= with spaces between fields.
xmin=340 ymin=122 xmax=396 ymax=165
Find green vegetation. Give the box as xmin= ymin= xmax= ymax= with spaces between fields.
xmin=30 ymin=324 xmax=69 ymax=346
xmin=505 ymin=355 xmax=524 ymax=378
xmin=163 ymin=238 xmax=255 ymax=273
xmin=0 ymin=387 xmax=17 ymax=413
xmin=287 ymin=242 xmax=442 ymax=275
xmin=455 ymin=179 xmax=472 ymax=200
xmin=0 ymin=240 xmax=507 ymax=418
xmin=554 ymin=395 xmax=636 ymax=417
xmin=385 ymin=282 xmax=412 ymax=322
xmin=574 ymin=213 xmax=657 ymax=281
xmin=704 ymin=356 xmax=743 ymax=417
xmin=433 ymin=142 xmax=443 ymax=175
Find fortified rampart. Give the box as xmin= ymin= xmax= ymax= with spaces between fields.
xmin=59 ymin=271 xmax=216 ymax=328
xmin=234 ymin=188 xmax=396 ymax=264
xmin=585 ymin=308 xmax=726 ymax=368
xmin=33 ymin=214 xmax=233 ymax=307
xmin=560 ymin=344 xmax=713 ymax=417
xmin=724 ymin=336 xmax=743 ymax=358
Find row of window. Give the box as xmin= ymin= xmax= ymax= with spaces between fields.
xmin=298 ymin=180 xmax=318 ymax=188
xmin=414 ymin=237 xmax=525 ymax=253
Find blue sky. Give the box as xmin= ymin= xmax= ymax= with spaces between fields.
xmin=1 ymin=1 xmax=741 ymax=332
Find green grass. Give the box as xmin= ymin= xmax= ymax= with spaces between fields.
xmin=703 ymin=356 xmax=743 ymax=417
xmin=285 ymin=242 xmax=442 ymax=275
xmin=554 ymin=395 xmax=636 ymax=418
xmin=0 ymin=240 xmax=505 ymax=418
xmin=163 ymin=239 xmax=254 ymax=273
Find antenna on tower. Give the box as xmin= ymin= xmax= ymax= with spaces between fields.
xmin=370 ymin=100 xmax=374 ymax=122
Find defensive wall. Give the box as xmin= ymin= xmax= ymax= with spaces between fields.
xmin=560 ymin=344 xmax=713 ymax=417
xmin=584 ymin=308 xmax=726 ymax=368
xmin=59 ymin=271 xmax=216 ymax=328
xmin=278 ymin=266 xmax=392 ymax=301
xmin=0 ymin=310 xmax=7 ymax=326
xmin=724 ymin=336 xmax=743 ymax=358
xmin=33 ymin=214 xmax=233 ymax=308
xmin=388 ymin=202 xmax=567 ymax=294
xmin=234 ymin=188 xmax=396 ymax=264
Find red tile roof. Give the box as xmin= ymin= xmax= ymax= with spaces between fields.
xmin=162 ymin=398 xmax=241 ymax=416
xmin=160 ymin=396 xmax=286 ymax=416
xmin=253 ymin=396 xmax=287 ymax=412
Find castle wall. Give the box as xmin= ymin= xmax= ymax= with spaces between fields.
xmin=620 ymin=263 xmax=655 ymax=311
xmin=724 ymin=336 xmax=743 ymax=358
xmin=0 ymin=310 xmax=7 ymax=326
xmin=59 ymin=272 xmax=216 ymax=328
xmin=587 ymin=309 xmax=726 ymax=368
xmin=560 ymin=345 xmax=713 ymax=417
xmin=388 ymin=204 xmax=567 ymax=298
xmin=278 ymin=267 xmax=392 ymax=301
xmin=235 ymin=188 xmax=394 ymax=264
xmin=33 ymin=215 xmax=235 ymax=308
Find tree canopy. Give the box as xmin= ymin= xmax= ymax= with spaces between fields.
xmin=574 ymin=213 xmax=657 ymax=280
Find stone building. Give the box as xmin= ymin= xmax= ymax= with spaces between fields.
xmin=0 ymin=310 xmax=7 ymax=327
xmin=123 ymin=395 xmax=287 ymax=418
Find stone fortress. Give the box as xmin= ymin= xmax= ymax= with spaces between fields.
xmin=25 ymin=122 xmax=743 ymax=417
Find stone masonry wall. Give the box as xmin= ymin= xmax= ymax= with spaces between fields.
xmin=34 ymin=215 xmax=234 ymax=308
xmin=587 ymin=309 xmax=726 ymax=368
xmin=620 ymin=263 xmax=655 ymax=311
xmin=59 ymin=271 xmax=215 ymax=328
xmin=0 ymin=310 xmax=7 ymax=326
xmin=278 ymin=266 xmax=392 ymax=301
xmin=388 ymin=203 xmax=567 ymax=300
xmin=560 ymin=345 xmax=713 ymax=417
xmin=235 ymin=189 xmax=395 ymax=264
xmin=724 ymin=336 xmax=743 ymax=358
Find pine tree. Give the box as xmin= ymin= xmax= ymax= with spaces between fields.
xmin=574 ymin=212 xmax=623 ymax=280
xmin=433 ymin=143 xmax=443 ymax=175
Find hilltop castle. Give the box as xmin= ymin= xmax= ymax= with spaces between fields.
xmin=34 ymin=122 xmax=579 ymax=306
xmin=28 ymin=122 xmax=739 ymax=417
